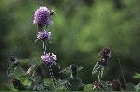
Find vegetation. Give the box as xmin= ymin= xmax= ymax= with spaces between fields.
xmin=0 ymin=0 xmax=140 ymax=91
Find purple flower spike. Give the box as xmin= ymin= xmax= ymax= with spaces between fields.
xmin=37 ymin=30 xmax=51 ymax=40
xmin=41 ymin=53 xmax=57 ymax=65
xmin=33 ymin=6 xmax=53 ymax=26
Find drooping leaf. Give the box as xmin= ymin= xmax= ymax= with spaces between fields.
xmin=133 ymin=73 xmax=140 ymax=79
xmin=135 ymin=83 xmax=140 ymax=91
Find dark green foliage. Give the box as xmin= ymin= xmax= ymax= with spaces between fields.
xmin=59 ymin=64 xmax=84 ymax=91
xmin=66 ymin=77 xmax=84 ymax=91
xmin=7 ymin=57 xmax=62 ymax=91
xmin=126 ymin=82 xmax=135 ymax=91
xmin=12 ymin=78 xmax=26 ymax=91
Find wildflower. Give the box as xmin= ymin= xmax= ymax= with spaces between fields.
xmin=37 ymin=30 xmax=51 ymax=40
xmin=112 ymin=79 xmax=121 ymax=91
xmin=33 ymin=6 xmax=54 ymax=26
xmin=41 ymin=53 xmax=57 ymax=65
xmin=98 ymin=57 xmax=107 ymax=66
xmin=93 ymin=81 xmax=103 ymax=90
xmin=98 ymin=47 xmax=111 ymax=59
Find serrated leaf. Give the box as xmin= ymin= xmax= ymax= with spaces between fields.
xmin=13 ymin=66 xmax=25 ymax=78
xmin=126 ymin=82 xmax=135 ymax=91
xmin=77 ymin=66 xmax=83 ymax=71
xmin=59 ymin=67 xmax=71 ymax=76
xmin=7 ymin=68 xmax=14 ymax=77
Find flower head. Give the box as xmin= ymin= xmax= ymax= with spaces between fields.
xmin=41 ymin=53 xmax=57 ymax=65
xmin=37 ymin=30 xmax=51 ymax=40
xmin=33 ymin=6 xmax=53 ymax=26
xmin=93 ymin=81 xmax=103 ymax=90
xmin=98 ymin=57 xmax=107 ymax=66
xmin=98 ymin=47 xmax=111 ymax=59
xmin=112 ymin=79 xmax=121 ymax=91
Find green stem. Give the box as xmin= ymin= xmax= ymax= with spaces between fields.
xmin=117 ymin=58 xmax=126 ymax=87
xmin=43 ymin=41 xmax=46 ymax=53
xmin=49 ymin=65 xmax=56 ymax=88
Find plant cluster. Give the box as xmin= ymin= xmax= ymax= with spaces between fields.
xmin=7 ymin=6 xmax=84 ymax=91
xmin=92 ymin=48 xmax=140 ymax=91
xmin=7 ymin=6 xmax=140 ymax=91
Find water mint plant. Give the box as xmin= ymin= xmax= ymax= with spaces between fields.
xmin=32 ymin=6 xmax=57 ymax=90
xmin=92 ymin=47 xmax=111 ymax=79
xmin=7 ymin=6 xmax=59 ymax=91
xmin=91 ymin=47 xmax=138 ymax=91
xmin=91 ymin=47 xmax=113 ymax=91
xmin=6 ymin=4 xmax=139 ymax=91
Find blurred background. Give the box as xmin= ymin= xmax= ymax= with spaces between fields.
xmin=0 ymin=0 xmax=140 ymax=90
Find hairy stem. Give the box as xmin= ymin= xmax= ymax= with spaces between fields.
xmin=43 ymin=41 xmax=46 ymax=54
xmin=48 ymin=65 xmax=56 ymax=88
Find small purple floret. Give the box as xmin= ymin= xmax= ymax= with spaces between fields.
xmin=37 ymin=30 xmax=51 ymax=40
xmin=93 ymin=81 xmax=103 ymax=90
xmin=33 ymin=6 xmax=52 ymax=25
xmin=41 ymin=53 xmax=57 ymax=65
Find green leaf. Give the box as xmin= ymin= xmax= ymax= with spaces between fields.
xmin=126 ymin=82 xmax=135 ymax=91
xmin=133 ymin=73 xmax=140 ymax=78
xmin=135 ymin=83 xmax=140 ymax=91
xmin=13 ymin=66 xmax=25 ymax=78
xmin=84 ymin=84 xmax=93 ymax=91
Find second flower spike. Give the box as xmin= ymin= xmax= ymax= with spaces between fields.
xmin=37 ymin=30 xmax=51 ymax=40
